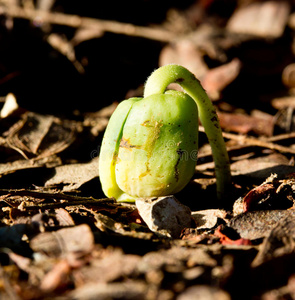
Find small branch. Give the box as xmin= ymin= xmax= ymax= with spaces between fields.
xmin=0 ymin=188 xmax=115 ymax=203
xmin=199 ymin=126 xmax=295 ymax=155
xmin=0 ymin=4 xmax=176 ymax=42
xmin=222 ymin=132 xmax=295 ymax=155
xmin=24 ymin=199 xmax=116 ymax=209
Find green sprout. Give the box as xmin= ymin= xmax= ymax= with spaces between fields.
xmin=99 ymin=64 xmax=231 ymax=202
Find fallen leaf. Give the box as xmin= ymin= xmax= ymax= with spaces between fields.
xmin=192 ymin=209 xmax=228 ymax=229
xmin=69 ymin=281 xmax=148 ymax=300
xmin=242 ymin=176 xmax=295 ymax=212
xmin=0 ymin=156 xmax=61 ymax=177
xmin=159 ymin=39 xmax=208 ymax=80
xmin=45 ymin=156 xmax=99 ymax=192
xmin=40 ymin=259 xmax=71 ymax=293
xmin=231 ymin=153 xmax=295 ymax=181
xmin=72 ymin=248 xmax=140 ymax=285
xmin=243 ymin=183 xmax=276 ymax=212
xmin=3 ymin=112 xmax=76 ymax=159
xmin=252 ymin=213 xmax=295 ymax=267
xmin=201 ymin=58 xmax=241 ymax=100
xmin=177 ymin=285 xmax=231 ymax=300
xmin=30 ymin=224 xmax=94 ymax=257
xmin=55 ymin=208 xmax=75 ymax=226
xmin=214 ymin=225 xmax=252 ymax=246
xmin=218 ymin=110 xmax=274 ymax=136
xmin=228 ymin=210 xmax=295 ymax=240
xmin=227 ymin=1 xmax=291 ymax=38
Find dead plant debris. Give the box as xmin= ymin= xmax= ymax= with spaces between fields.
xmin=1 ymin=1 xmax=295 ymax=299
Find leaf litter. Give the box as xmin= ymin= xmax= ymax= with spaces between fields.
xmin=1 ymin=1 xmax=295 ymax=299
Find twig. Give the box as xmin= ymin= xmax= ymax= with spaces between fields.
xmin=222 ymin=131 xmax=295 ymax=155
xmin=0 ymin=188 xmax=115 ymax=203
xmin=262 ymin=131 xmax=295 ymax=143
xmin=199 ymin=126 xmax=295 ymax=156
xmin=0 ymin=4 xmax=176 ymax=42
xmin=23 ymin=199 xmax=117 ymax=209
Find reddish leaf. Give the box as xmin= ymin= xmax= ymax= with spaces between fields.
xmin=214 ymin=226 xmax=252 ymax=246
xmin=243 ymin=183 xmax=276 ymax=212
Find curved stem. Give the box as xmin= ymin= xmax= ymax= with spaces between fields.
xmin=144 ymin=64 xmax=231 ymax=200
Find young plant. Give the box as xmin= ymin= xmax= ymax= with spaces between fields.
xmin=99 ymin=64 xmax=231 ymax=202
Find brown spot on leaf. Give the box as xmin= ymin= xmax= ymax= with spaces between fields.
xmin=119 ymin=137 xmax=139 ymax=149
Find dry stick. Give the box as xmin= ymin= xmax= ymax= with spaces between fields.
xmin=24 ymin=199 xmax=115 ymax=209
xmin=199 ymin=126 xmax=295 ymax=156
xmin=0 ymin=189 xmax=115 ymax=203
xmin=262 ymin=131 xmax=295 ymax=143
xmin=223 ymin=132 xmax=295 ymax=155
xmin=0 ymin=5 xmax=176 ymax=42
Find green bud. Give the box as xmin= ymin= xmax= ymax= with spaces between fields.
xmin=99 ymin=64 xmax=231 ymax=202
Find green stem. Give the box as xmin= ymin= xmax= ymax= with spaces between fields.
xmin=144 ymin=64 xmax=231 ymax=200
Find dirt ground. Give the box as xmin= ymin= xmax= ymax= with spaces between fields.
xmin=2 ymin=0 xmax=295 ymax=299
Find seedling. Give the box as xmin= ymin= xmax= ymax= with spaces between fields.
xmin=99 ymin=64 xmax=231 ymax=202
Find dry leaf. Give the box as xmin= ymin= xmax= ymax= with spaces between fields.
xmin=218 ymin=110 xmax=274 ymax=136
xmin=227 ymin=1 xmax=291 ymax=38
xmin=3 ymin=112 xmax=76 ymax=159
xmin=231 ymin=153 xmax=295 ymax=180
xmin=30 ymin=224 xmax=94 ymax=257
xmin=201 ymin=58 xmax=241 ymax=100
xmin=252 ymin=213 xmax=295 ymax=266
xmin=45 ymin=156 xmax=99 ymax=192
xmin=228 ymin=210 xmax=295 ymax=240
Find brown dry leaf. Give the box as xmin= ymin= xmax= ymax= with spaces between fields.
xmin=177 ymin=286 xmax=231 ymax=300
xmin=214 ymin=225 xmax=252 ymax=246
xmin=44 ymin=156 xmax=99 ymax=192
xmin=252 ymin=213 xmax=295 ymax=267
xmin=16 ymin=113 xmax=54 ymax=155
xmin=55 ymin=208 xmax=75 ymax=226
xmin=8 ymin=251 xmax=32 ymax=274
xmin=192 ymin=209 xmax=228 ymax=230
xmin=242 ymin=176 xmax=295 ymax=212
xmin=243 ymin=183 xmax=276 ymax=212
xmin=159 ymin=39 xmax=241 ymax=100
xmin=40 ymin=259 xmax=71 ymax=293
xmin=227 ymin=1 xmax=291 ymax=38
xmin=159 ymin=39 xmax=208 ymax=80
xmin=94 ymin=211 xmax=153 ymax=240
xmin=138 ymin=246 xmax=217 ymax=273
xmin=201 ymin=58 xmax=241 ymax=100
xmin=69 ymin=281 xmax=148 ymax=300
xmin=72 ymin=248 xmax=140 ymax=285
xmin=0 ymin=155 xmax=61 ymax=177
xmin=180 ymin=228 xmax=216 ymax=244
xmin=228 ymin=209 xmax=295 ymax=240
xmin=3 ymin=112 xmax=76 ymax=160
xmin=30 ymin=224 xmax=94 ymax=257
xmin=218 ymin=110 xmax=274 ymax=136
xmin=231 ymin=153 xmax=295 ymax=180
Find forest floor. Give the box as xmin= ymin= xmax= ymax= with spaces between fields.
xmin=1 ymin=0 xmax=295 ymax=299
